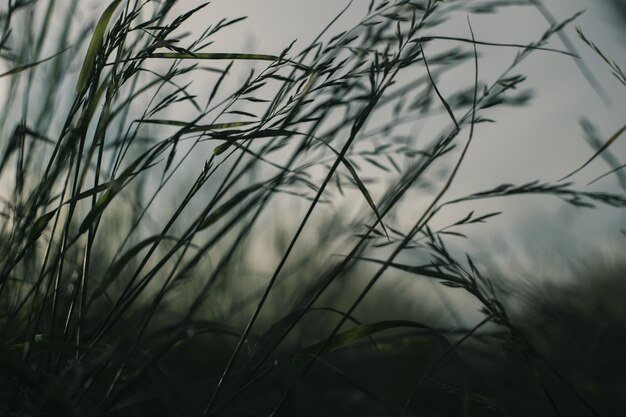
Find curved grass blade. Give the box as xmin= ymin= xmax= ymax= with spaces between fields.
xmin=294 ymin=320 xmax=434 ymax=363
xmin=28 ymin=211 xmax=57 ymax=243
xmin=421 ymin=45 xmax=458 ymax=130
xmin=0 ymin=48 xmax=68 ymax=79
xmin=197 ymin=182 xmax=265 ymax=231
xmin=75 ymin=0 xmax=122 ymax=93
xmin=147 ymin=52 xmax=312 ymax=71
xmin=355 ymin=256 xmax=465 ymax=285
xmin=561 ymin=122 xmax=626 ymax=181
xmin=137 ymin=119 xmax=253 ymax=132
xmin=342 ymin=156 xmax=389 ymax=238
xmin=78 ymin=151 xmax=151 ymax=234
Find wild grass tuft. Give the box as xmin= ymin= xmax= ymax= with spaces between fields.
xmin=0 ymin=0 xmax=624 ymax=416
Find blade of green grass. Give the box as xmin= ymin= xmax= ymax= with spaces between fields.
xmin=75 ymin=0 xmax=122 ymax=93
xmin=0 ymin=48 xmax=68 ymax=79
xmin=561 ymin=122 xmax=626 ymax=181
xmin=147 ymin=52 xmax=312 ymax=71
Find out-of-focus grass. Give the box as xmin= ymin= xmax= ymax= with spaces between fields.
xmin=0 ymin=1 xmax=625 ymax=416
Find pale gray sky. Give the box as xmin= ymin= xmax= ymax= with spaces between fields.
xmin=186 ymin=0 xmax=626 ymax=257
xmin=1 ymin=0 xmax=624 ymax=276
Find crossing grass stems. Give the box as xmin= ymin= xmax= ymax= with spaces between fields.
xmin=0 ymin=0 xmax=625 ymax=416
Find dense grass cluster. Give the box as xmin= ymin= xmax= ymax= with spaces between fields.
xmin=0 ymin=0 xmax=625 ymax=416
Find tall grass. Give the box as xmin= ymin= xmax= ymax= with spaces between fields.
xmin=0 ymin=0 xmax=624 ymax=416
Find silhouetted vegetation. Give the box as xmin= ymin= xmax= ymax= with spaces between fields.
xmin=0 ymin=1 xmax=624 ymax=416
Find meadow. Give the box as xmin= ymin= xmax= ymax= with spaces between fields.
xmin=0 ymin=0 xmax=625 ymax=416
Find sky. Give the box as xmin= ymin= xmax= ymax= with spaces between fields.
xmin=1 ymin=0 xmax=625 ymax=282
xmin=179 ymin=0 xmax=626 ymax=268
xmin=173 ymin=1 xmax=626 ymax=325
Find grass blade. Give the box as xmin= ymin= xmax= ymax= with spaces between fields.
xmin=0 ymin=48 xmax=68 ymax=79
xmin=75 ymin=0 xmax=122 ymax=93
xmin=561 ymin=122 xmax=626 ymax=181
xmin=294 ymin=320 xmax=434 ymax=363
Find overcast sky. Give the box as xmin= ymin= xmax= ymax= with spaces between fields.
xmin=184 ymin=0 xmax=626 ymax=260
xmin=2 ymin=0 xmax=624 ymax=276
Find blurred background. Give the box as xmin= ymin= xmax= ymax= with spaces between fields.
xmin=0 ymin=1 xmax=625 ymax=415
xmin=149 ymin=0 xmax=626 ymax=304
xmin=3 ymin=0 xmax=624 ymax=270
xmin=197 ymin=0 xmax=626 ymax=261
xmin=0 ymin=0 xmax=624 ymax=346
